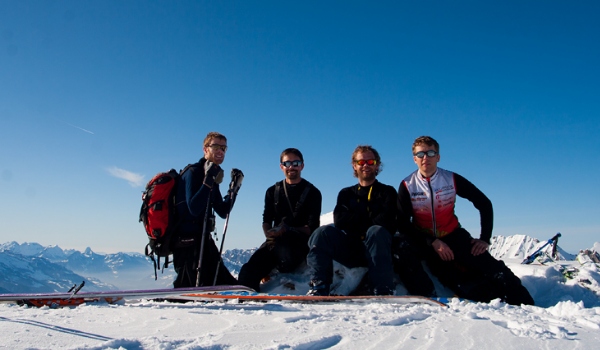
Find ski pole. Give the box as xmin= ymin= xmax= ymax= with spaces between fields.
xmin=551 ymin=234 xmax=560 ymax=260
xmin=67 ymin=281 xmax=85 ymax=300
xmin=212 ymin=170 xmax=243 ymax=285
xmin=212 ymin=200 xmax=234 ymax=286
xmin=522 ymin=233 xmax=561 ymax=264
xmin=196 ymin=190 xmax=213 ymax=287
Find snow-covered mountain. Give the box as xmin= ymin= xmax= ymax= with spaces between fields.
xmin=489 ymin=234 xmax=576 ymax=261
xmin=0 ymin=250 xmax=104 ymax=294
xmin=0 ymin=236 xmax=597 ymax=294
xmin=0 ymin=241 xmax=257 ymax=293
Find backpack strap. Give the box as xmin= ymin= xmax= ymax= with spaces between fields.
xmin=293 ymin=182 xmax=313 ymax=218
xmin=145 ymin=244 xmax=159 ymax=280
xmin=275 ymin=180 xmax=313 ymax=218
xmin=281 ymin=182 xmax=295 ymax=214
xmin=180 ymin=162 xmax=200 ymax=176
xmin=274 ymin=181 xmax=282 ymax=213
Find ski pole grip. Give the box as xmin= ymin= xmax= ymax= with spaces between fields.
xmin=551 ymin=233 xmax=561 ymax=241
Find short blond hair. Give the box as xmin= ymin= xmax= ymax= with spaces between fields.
xmin=203 ymin=131 xmax=227 ymax=147
xmin=412 ymin=136 xmax=439 ymax=154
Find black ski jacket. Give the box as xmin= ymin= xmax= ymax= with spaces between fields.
xmin=333 ymin=180 xmax=397 ymax=240
xmin=175 ymin=158 xmax=232 ymax=239
xmin=262 ymin=178 xmax=322 ymax=234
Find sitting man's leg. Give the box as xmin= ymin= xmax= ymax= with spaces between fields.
xmin=238 ymin=243 xmax=277 ymax=292
xmin=363 ymin=225 xmax=394 ymax=295
xmin=393 ymin=233 xmax=436 ymax=297
xmin=306 ymin=225 xmax=356 ymax=296
xmin=272 ymin=230 xmax=309 ymax=273
xmin=444 ymin=228 xmax=534 ymax=305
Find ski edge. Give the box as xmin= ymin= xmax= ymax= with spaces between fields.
xmin=0 ymin=285 xmax=254 ymax=302
xmin=179 ymin=291 xmax=448 ymax=307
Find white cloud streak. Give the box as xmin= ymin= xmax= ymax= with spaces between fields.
xmin=107 ymin=167 xmax=145 ymax=187
xmin=60 ymin=120 xmax=95 ymax=134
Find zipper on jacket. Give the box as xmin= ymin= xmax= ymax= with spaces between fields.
xmin=426 ymin=177 xmax=437 ymax=237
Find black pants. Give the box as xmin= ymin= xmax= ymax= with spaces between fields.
xmin=393 ymin=234 xmax=436 ymax=297
xmin=395 ymin=228 xmax=534 ymax=305
xmin=172 ymin=235 xmax=237 ymax=288
xmin=238 ymin=231 xmax=309 ymax=292
xmin=306 ymin=225 xmax=394 ymax=294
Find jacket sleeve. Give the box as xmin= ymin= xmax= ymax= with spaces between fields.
xmin=211 ymin=185 xmax=231 ymax=219
xmin=454 ymin=173 xmax=494 ymax=244
xmin=333 ymin=187 xmax=364 ymax=234
xmin=306 ymin=186 xmax=322 ymax=233
xmin=262 ymin=185 xmax=276 ymax=226
xmin=369 ymin=184 xmax=397 ymax=234
xmin=184 ymin=165 xmax=212 ymax=217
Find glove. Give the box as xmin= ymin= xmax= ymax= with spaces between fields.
xmin=228 ymin=168 xmax=244 ymax=195
xmin=203 ymin=161 xmax=224 ymax=188
xmin=266 ymin=227 xmax=284 ymax=239
xmin=268 ymin=224 xmax=288 ymax=237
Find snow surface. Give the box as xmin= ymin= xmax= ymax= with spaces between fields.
xmin=2 ymin=235 xmax=600 ymax=349
xmin=2 ymin=258 xmax=600 ymax=349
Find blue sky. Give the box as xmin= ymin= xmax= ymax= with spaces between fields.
xmin=1 ymin=1 xmax=598 ymax=254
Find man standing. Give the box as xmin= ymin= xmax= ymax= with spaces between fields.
xmin=238 ymin=148 xmax=322 ymax=292
xmin=172 ymin=131 xmax=243 ymax=288
xmin=306 ymin=145 xmax=396 ymax=296
xmin=395 ymin=135 xmax=534 ymax=305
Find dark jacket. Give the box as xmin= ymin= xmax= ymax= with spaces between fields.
xmin=333 ymin=180 xmax=397 ymax=239
xmin=262 ymin=179 xmax=322 ymax=234
xmin=174 ymin=158 xmax=232 ymax=241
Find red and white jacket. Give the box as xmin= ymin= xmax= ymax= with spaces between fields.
xmin=397 ymin=168 xmax=493 ymax=244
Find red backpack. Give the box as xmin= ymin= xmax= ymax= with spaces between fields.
xmin=139 ymin=169 xmax=181 ymax=279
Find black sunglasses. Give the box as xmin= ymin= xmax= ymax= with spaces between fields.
xmin=281 ymin=160 xmax=303 ymax=168
xmin=208 ymin=144 xmax=228 ymax=152
xmin=414 ymin=150 xmax=438 ymax=158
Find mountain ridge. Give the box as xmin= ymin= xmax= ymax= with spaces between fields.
xmin=0 ymin=235 xmax=596 ymax=294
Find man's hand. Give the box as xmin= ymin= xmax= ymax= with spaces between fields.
xmin=470 ymin=239 xmax=489 ymax=256
xmin=203 ymin=161 xmax=224 ymax=188
xmin=432 ymin=239 xmax=454 ymax=261
xmin=229 ymin=168 xmax=244 ymax=195
xmin=265 ymin=225 xmax=287 ymax=239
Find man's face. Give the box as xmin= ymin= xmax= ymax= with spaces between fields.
xmin=280 ymin=153 xmax=304 ymax=182
xmin=203 ymin=137 xmax=227 ymax=165
xmin=413 ymin=144 xmax=440 ymax=177
xmin=353 ymin=150 xmax=378 ymax=182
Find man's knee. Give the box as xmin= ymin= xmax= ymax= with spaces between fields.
xmin=364 ymin=225 xmax=392 ymax=245
xmin=238 ymin=264 xmax=260 ymax=291
xmin=308 ymin=225 xmax=338 ymax=247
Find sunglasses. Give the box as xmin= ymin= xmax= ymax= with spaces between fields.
xmin=355 ymin=159 xmax=377 ymax=166
xmin=207 ymin=144 xmax=228 ymax=152
xmin=414 ymin=150 xmax=438 ymax=158
xmin=281 ymin=160 xmax=303 ymax=168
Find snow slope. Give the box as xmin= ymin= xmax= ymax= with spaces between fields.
xmin=1 ymin=236 xmax=600 ymax=349
xmin=1 ymin=287 xmax=599 ymax=349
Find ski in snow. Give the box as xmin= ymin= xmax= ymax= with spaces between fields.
xmin=0 ymin=285 xmax=254 ymax=308
xmin=178 ymin=290 xmax=448 ymax=307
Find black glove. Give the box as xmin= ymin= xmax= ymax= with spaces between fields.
xmin=228 ymin=168 xmax=244 ymax=195
xmin=203 ymin=161 xmax=224 ymax=188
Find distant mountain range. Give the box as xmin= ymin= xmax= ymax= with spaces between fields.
xmin=0 ymin=235 xmax=595 ymax=294
xmin=0 ymin=241 xmax=256 ymax=293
